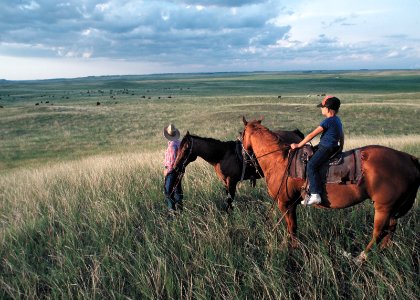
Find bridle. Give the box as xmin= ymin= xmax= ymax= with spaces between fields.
xmin=238 ymin=131 xmax=264 ymax=180
xmin=240 ymin=126 xmax=301 ymax=230
xmin=239 ymin=128 xmax=284 ymax=170
xmin=174 ymin=135 xmax=194 ymax=174
xmin=168 ymin=136 xmax=194 ymax=198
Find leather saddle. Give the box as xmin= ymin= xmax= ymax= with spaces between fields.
xmin=289 ymin=144 xmax=363 ymax=185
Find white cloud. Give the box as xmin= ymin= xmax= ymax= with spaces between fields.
xmin=272 ymin=39 xmax=298 ymax=49
xmin=0 ymin=0 xmax=419 ymax=79
xmin=82 ymin=51 xmax=93 ymax=58
xmin=161 ymin=11 xmax=170 ymax=21
xmin=82 ymin=29 xmax=92 ymax=36
xmin=18 ymin=0 xmax=40 ymax=11
xmin=95 ymin=3 xmax=110 ymax=12
xmin=387 ymin=51 xmax=399 ymax=58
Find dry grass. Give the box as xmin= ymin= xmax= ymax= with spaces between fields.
xmin=0 ymin=135 xmax=418 ymax=298
xmin=1 ymin=72 xmax=419 ymax=298
xmin=344 ymin=135 xmax=420 ymax=150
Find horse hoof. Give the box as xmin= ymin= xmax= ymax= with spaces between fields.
xmin=353 ymin=251 xmax=367 ymax=266
xmin=340 ymin=250 xmax=352 ymax=259
xmin=225 ymin=204 xmax=234 ymax=214
xmin=289 ymin=238 xmax=299 ymax=249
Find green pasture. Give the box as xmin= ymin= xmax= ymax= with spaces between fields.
xmin=0 ymin=70 xmax=419 ymax=299
xmin=1 ymin=70 xmax=420 ymax=170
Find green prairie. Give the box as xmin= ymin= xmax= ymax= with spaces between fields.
xmin=0 ymin=70 xmax=419 ymax=299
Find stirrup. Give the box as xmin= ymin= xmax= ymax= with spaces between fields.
xmin=301 ymin=194 xmax=311 ymax=206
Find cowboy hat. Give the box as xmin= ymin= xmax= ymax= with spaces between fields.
xmin=163 ymin=123 xmax=180 ymax=141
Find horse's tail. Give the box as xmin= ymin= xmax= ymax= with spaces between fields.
xmin=394 ymin=156 xmax=419 ymax=219
xmin=394 ymin=187 xmax=417 ymax=218
xmin=413 ymin=156 xmax=420 ymax=184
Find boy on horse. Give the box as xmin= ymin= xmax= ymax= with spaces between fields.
xmin=290 ymin=96 xmax=344 ymax=206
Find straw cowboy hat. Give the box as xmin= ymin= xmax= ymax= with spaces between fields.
xmin=163 ymin=123 xmax=180 ymax=141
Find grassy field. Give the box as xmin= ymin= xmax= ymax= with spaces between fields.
xmin=0 ymin=70 xmax=419 ymax=299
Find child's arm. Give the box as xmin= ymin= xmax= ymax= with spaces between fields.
xmin=338 ymin=133 xmax=345 ymax=152
xmin=290 ymin=126 xmax=323 ymax=149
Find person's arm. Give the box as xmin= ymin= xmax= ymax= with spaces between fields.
xmin=338 ymin=133 xmax=344 ymax=152
xmin=164 ymin=143 xmax=176 ymax=176
xmin=166 ymin=143 xmax=178 ymax=173
xmin=290 ymin=126 xmax=324 ymax=149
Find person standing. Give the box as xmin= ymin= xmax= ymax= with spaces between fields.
xmin=163 ymin=123 xmax=183 ymax=212
xmin=290 ymin=96 xmax=344 ymax=206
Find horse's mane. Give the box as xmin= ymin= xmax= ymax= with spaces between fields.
xmin=250 ymin=123 xmax=277 ymax=142
xmin=183 ymin=134 xmax=235 ymax=147
xmin=273 ymin=128 xmax=303 ymax=143
xmin=249 ymin=122 xmax=290 ymax=157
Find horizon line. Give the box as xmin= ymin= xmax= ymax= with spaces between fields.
xmin=1 ymin=68 xmax=420 ymax=82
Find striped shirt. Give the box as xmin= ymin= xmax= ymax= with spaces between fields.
xmin=164 ymin=140 xmax=180 ymax=172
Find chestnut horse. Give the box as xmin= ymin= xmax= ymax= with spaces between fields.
xmin=172 ymin=130 xmax=303 ymax=211
xmin=241 ymin=117 xmax=419 ymax=262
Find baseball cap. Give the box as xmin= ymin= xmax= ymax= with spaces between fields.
xmin=317 ymin=96 xmax=341 ymax=110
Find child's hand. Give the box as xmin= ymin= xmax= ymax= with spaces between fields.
xmin=290 ymin=143 xmax=299 ymax=150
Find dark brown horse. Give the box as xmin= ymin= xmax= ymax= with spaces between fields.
xmin=172 ymin=130 xmax=303 ymax=211
xmin=241 ymin=117 xmax=419 ymax=263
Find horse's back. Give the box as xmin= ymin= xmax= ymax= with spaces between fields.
xmin=325 ymin=145 xmax=418 ymax=210
xmin=360 ymin=145 xmax=419 ymax=197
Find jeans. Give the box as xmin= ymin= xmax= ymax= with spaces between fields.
xmin=307 ymin=145 xmax=335 ymax=195
xmin=164 ymin=171 xmax=183 ymax=210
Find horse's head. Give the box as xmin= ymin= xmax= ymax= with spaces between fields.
xmin=241 ymin=116 xmax=263 ymax=153
xmin=173 ymin=131 xmax=197 ymax=172
xmin=242 ymin=116 xmax=291 ymax=158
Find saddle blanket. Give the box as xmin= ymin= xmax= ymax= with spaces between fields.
xmin=289 ymin=145 xmax=363 ymax=184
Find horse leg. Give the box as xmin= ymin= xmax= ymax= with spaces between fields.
xmin=380 ymin=188 xmax=419 ymax=249
xmin=279 ymin=201 xmax=298 ymax=248
xmin=380 ymin=218 xmax=397 ymax=249
xmin=357 ymin=208 xmax=391 ymax=264
xmin=224 ymin=179 xmax=237 ymax=213
xmin=380 ymin=187 xmax=418 ymax=249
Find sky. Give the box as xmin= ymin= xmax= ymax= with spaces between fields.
xmin=0 ymin=0 xmax=419 ymax=80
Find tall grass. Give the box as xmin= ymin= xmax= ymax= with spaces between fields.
xmin=1 ymin=143 xmax=418 ymax=299
xmin=1 ymin=72 xmax=419 ymax=298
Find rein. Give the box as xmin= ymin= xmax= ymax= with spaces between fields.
xmin=270 ymin=150 xmax=303 ymax=232
xmin=255 ymin=148 xmax=283 ymax=160
xmin=241 ymin=136 xmax=302 ymax=230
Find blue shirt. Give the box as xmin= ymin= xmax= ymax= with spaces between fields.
xmin=319 ymin=116 xmax=343 ymax=148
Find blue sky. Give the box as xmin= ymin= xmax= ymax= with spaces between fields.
xmin=1 ymin=0 xmax=419 ymax=80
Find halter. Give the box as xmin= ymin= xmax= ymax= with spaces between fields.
xmin=238 ymin=133 xmax=264 ymax=181
xmin=239 ymin=129 xmax=283 ymax=174
xmin=176 ymin=135 xmax=194 ymax=173
xmin=241 ymin=125 xmax=302 ymax=228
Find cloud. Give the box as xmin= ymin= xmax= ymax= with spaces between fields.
xmin=0 ymin=0 xmax=287 ymax=64
xmin=0 ymin=0 xmax=419 ymax=79
xmin=169 ymin=0 xmax=269 ymax=7
xmin=18 ymin=0 xmax=40 ymax=11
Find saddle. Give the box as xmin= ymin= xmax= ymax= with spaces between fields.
xmin=289 ymin=145 xmax=363 ymax=185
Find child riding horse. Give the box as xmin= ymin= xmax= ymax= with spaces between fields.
xmin=242 ymin=117 xmax=419 ymax=263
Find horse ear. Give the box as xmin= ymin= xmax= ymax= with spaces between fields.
xmin=186 ymin=131 xmax=190 ymax=136
xmin=242 ymin=116 xmax=248 ymax=125
xmin=258 ymin=116 xmax=264 ymax=124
